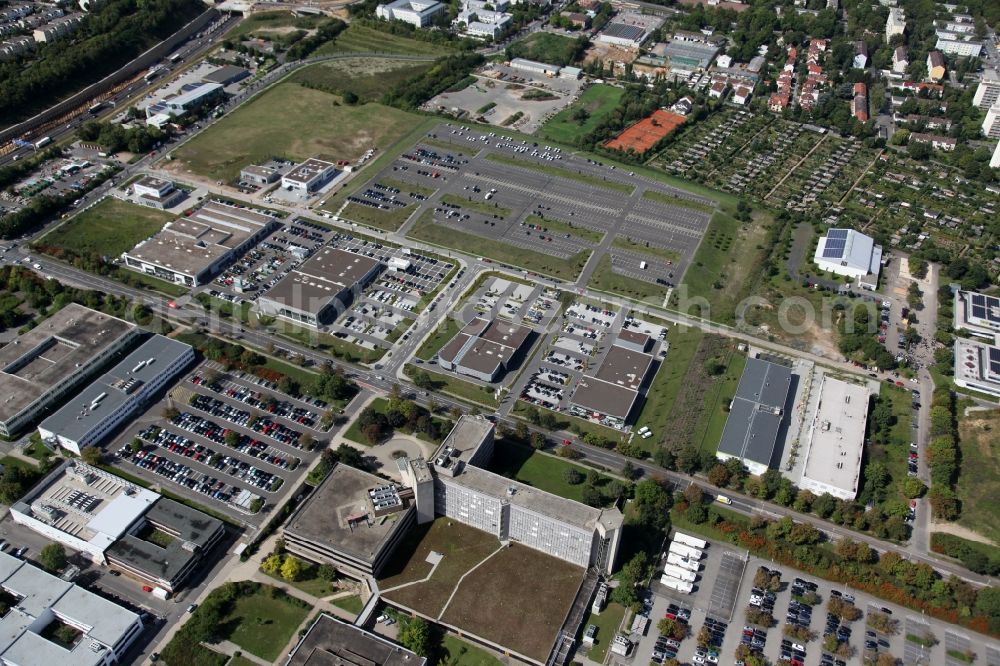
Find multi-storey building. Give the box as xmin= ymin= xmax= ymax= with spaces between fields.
xmin=401 ymin=416 xmax=623 ymax=574
xmin=0 ymin=304 xmax=138 ymax=437
xmin=973 ymin=70 xmax=1000 ymax=110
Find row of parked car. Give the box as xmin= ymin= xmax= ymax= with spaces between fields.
xmin=186 ymin=392 xmax=304 ymax=448
xmin=191 ymin=375 xmax=319 ymax=427
xmin=169 ymin=411 xmax=295 ymax=470
xmin=140 ymin=423 xmax=283 ymax=492
xmin=121 ymin=445 xmax=237 ymax=504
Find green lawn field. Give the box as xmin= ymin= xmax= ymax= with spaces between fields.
xmin=588 ymin=255 xmax=670 ymax=305
xmin=172 ymin=83 xmax=421 ymax=182
xmin=221 ymin=586 xmax=311 ymax=662
xmin=41 ymin=198 xmax=172 ymax=256
xmin=488 ymin=439 xmax=614 ymax=504
xmin=289 ymin=57 xmax=433 ymax=103
xmin=956 ymin=407 xmax=1000 ymax=544
xmin=507 ymin=32 xmax=582 ymax=66
xmin=539 ymin=84 xmax=624 ymax=144
xmin=315 ymin=24 xmax=451 ymax=56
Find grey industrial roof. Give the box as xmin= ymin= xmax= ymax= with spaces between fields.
xmin=262 ymin=247 xmax=382 ymax=316
xmin=283 ymin=464 xmax=411 ymax=565
xmin=601 ymin=22 xmax=646 ymax=42
xmin=105 ymin=498 xmax=223 ymax=584
xmin=202 ymin=64 xmax=249 ymax=85
xmin=40 ymin=335 xmax=192 ymax=442
xmin=0 ymin=304 xmax=136 ymax=425
xmin=717 ymin=357 xmax=793 ymax=467
xmin=438 ymin=317 xmax=532 ymax=377
xmin=594 ymin=345 xmax=653 ymax=390
xmin=288 ymin=613 xmax=427 ymax=666
xmin=124 ymin=200 xmax=277 ymax=278
xmin=570 ymin=377 xmax=640 ymax=420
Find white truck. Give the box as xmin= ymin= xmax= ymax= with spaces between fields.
xmin=667 ymin=551 xmax=701 ymax=572
xmin=662 ymin=563 xmax=697 ymax=583
xmin=673 ymin=532 xmax=708 ymax=550
xmin=668 ymin=542 xmax=703 ymax=560
xmin=659 ymin=575 xmax=694 ymax=593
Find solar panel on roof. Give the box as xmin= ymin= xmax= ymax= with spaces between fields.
xmin=828 ymin=229 xmax=849 ymax=240
xmin=972 ymin=305 xmax=987 ymax=319
xmin=990 ymin=347 xmax=1000 ymax=363
xmin=822 ymin=247 xmax=844 ymax=258
xmin=971 ymin=294 xmax=986 ymax=307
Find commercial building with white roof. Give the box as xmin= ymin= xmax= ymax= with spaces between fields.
xmin=281 ymin=158 xmax=338 ymax=193
xmin=954 ymin=289 xmax=1000 ymax=341
xmin=813 ymin=228 xmax=882 ymax=289
xmin=798 ymin=377 xmax=870 ymax=500
xmin=953 ymin=337 xmax=1000 ymax=399
xmin=0 ymin=551 xmax=144 ymax=666
xmin=375 ymin=0 xmax=444 ymax=27
xmin=38 ymin=335 xmax=194 ymax=455
xmin=10 ymin=461 xmax=225 ymax=591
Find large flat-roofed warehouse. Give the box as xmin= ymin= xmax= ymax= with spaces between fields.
xmin=400 ymin=416 xmax=623 ymax=574
xmin=0 ymin=304 xmax=138 ymax=437
xmin=121 ymin=200 xmax=278 ymax=287
xmin=597 ymin=21 xmax=649 ymax=48
xmin=0 ymin=551 xmax=145 ymax=666
xmin=953 ymin=337 xmax=1000 ymax=398
xmin=10 ymin=461 xmax=224 ymax=592
xmin=716 ymin=356 xmax=794 ymax=476
xmin=569 ymin=343 xmax=654 ymax=429
xmin=437 ymin=316 xmax=533 ymax=382
xmin=256 ymin=247 xmax=383 ymax=327
xmin=288 ymin=613 xmax=427 ymax=666
xmin=38 ymin=335 xmax=194 ymax=455
xmin=954 ymin=289 xmax=1000 ymax=340
xmin=798 ymin=376 xmax=870 ymax=500
xmin=281 ymin=464 xmax=416 ymax=577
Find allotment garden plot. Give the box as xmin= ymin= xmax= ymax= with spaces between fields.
xmin=400 ymin=124 xmax=713 ymax=285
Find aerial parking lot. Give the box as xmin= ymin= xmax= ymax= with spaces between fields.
xmin=333 ymin=123 xmax=715 ymax=286
xmin=107 ymin=362 xmax=330 ymax=527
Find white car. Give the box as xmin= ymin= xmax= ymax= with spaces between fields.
xmin=376 ymin=614 xmax=389 ymax=623
xmin=691 ymin=655 xmax=705 ymax=665
xmin=792 ymin=642 xmax=806 ymax=652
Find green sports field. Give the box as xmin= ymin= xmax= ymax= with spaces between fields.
xmin=539 ymin=84 xmax=624 ymax=144
xmin=171 ymin=83 xmax=424 ymax=182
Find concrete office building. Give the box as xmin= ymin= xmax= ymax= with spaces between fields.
xmin=798 ymin=377 xmax=870 ymax=500
xmin=569 ymin=343 xmax=654 ymax=429
xmin=282 ymin=158 xmax=338 ymax=193
xmin=953 ymin=338 xmax=1000 ymax=398
xmin=104 ymin=498 xmax=225 ymax=592
xmin=10 ymin=461 xmax=224 ymax=592
xmin=256 ymin=247 xmax=383 ymax=327
xmin=992 ymin=140 xmax=1000 ymax=169
xmin=437 ymin=316 xmax=532 ymax=382
xmin=973 ymin=70 xmax=1000 ymax=109
xmin=0 ymin=304 xmax=138 ymax=437
xmin=288 ymin=613 xmax=427 ymax=666
xmin=131 ymin=176 xmax=186 ymax=210
xmin=401 ymin=416 xmax=623 ymax=574
xmin=0 ymin=551 xmax=144 ymax=666
xmin=281 ymin=464 xmax=416 ymax=577
xmin=982 ymin=104 xmax=1000 ymax=139
xmin=38 ymin=335 xmax=194 ymax=455
xmin=716 ymin=356 xmax=793 ymax=476
xmin=813 ymin=228 xmax=882 ymax=288
xmin=121 ymin=200 xmax=279 ymax=287
xmin=376 ymin=0 xmax=444 ymax=27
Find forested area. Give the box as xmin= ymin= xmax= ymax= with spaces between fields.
xmin=382 ymin=52 xmax=484 ymax=110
